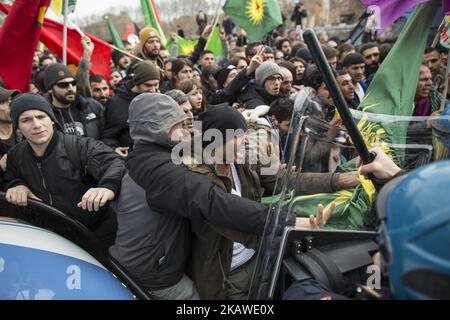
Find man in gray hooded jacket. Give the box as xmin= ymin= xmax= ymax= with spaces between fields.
xmin=111 ymin=93 xmax=296 ymax=300
xmin=111 ymin=93 xmax=337 ymax=300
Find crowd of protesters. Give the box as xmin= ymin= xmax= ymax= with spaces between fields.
xmin=0 ymin=4 xmax=449 ymax=300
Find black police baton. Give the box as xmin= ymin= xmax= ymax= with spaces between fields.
xmin=303 ymin=29 xmax=381 ymax=191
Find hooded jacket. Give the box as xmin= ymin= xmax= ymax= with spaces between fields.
xmin=110 ymin=93 xmax=190 ymax=291
xmin=46 ymin=93 xmax=104 ymax=140
xmin=239 ymin=80 xmax=280 ymax=109
xmin=103 ymin=80 xmax=139 ymax=149
xmin=120 ymin=94 xmax=278 ymax=293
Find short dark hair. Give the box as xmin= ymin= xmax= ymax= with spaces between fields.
xmin=276 ymin=38 xmax=291 ymax=51
xmin=89 ymin=74 xmax=106 ymax=84
xmin=343 ymin=53 xmax=365 ymax=67
xmin=291 ymin=43 xmax=306 ymax=56
xmin=336 ymin=69 xmax=350 ymax=77
xmin=200 ymin=50 xmax=214 ymax=58
xmin=303 ymin=65 xmax=324 ymax=91
xmin=359 ymin=42 xmax=379 ymax=55
xmin=228 ymin=57 xmax=248 ymax=67
xmin=245 ymin=42 xmax=262 ymax=58
xmin=289 ymin=57 xmax=306 ymax=65
xmin=172 ymin=58 xmax=193 ymax=76
xmin=322 ymin=45 xmax=339 ymax=59
xmin=269 ymin=98 xmax=293 ymax=122
xmin=338 ymin=43 xmax=354 ymax=56
xmin=201 ymin=64 xmax=220 ymax=84
xmin=424 ymin=47 xmax=440 ymax=55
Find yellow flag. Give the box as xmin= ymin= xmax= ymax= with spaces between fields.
xmin=50 ymin=0 xmax=63 ymax=16
xmin=50 ymin=0 xmax=76 ymax=16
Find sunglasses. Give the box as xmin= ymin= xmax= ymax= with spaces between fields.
xmin=55 ymin=80 xmax=77 ymax=89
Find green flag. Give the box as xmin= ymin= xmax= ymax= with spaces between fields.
xmin=261 ymin=159 xmax=377 ymax=231
xmin=140 ymin=0 xmax=167 ymax=45
xmin=223 ymin=0 xmax=282 ymax=42
xmin=166 ymin=35 xmax=198 ymax=57
xmin=105 ymin=17 xmax=125 ymax=50
xmin=205 ymin=25 xmax=223 ymax=57
xmin=357 ymin=0 xmax=440 ymax=164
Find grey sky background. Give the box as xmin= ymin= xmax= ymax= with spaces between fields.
xmin=74 ymin=0 xmax=141 ymax=17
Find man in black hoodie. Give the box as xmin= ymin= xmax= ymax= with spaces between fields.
xmin=103 ymin=61 xmax=160 ymax=157
xmin=43 ymin=63 xmax=104 ymax=140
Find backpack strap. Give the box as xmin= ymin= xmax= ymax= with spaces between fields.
xmin=62 ymin=134 xmax=84 ymax=173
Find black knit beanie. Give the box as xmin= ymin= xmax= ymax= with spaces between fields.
xmin=199 ymin=106 xmax=247 ymax=148
xmin=214 ymin=65 xmax=236 ymax=89
xmin=11 ymin=93 xmax=57 ymax=129
xmin=43 ymin=63 xmax=75 ymax=91
xmin=132 ymin=61 xmax=160 ymax=85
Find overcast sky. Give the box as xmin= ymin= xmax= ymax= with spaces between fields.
xmin=74 ymin=0 xmax=145 ymax=17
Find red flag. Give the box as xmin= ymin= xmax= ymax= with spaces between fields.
xmin=0 ymin=0 xmax=51 ymax=92
xmin=0 ymin=3 xmax=111 ymax=84
xmin=122 ymin=22 xmax=140 ymax=42
xmin=40 ymin=19 xmax=111 ymax=83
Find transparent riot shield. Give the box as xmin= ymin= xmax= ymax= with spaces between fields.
xmin=248 ymin=89 xmax=331 ymax=300
xmin=248 ymin=88 xmax=450 ymax=300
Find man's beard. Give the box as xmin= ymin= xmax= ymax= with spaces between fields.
xmin=146 ymin=50 xmax=159 ymax=60
xmin=365 ymin=63 xmax=379 ymax=77
xmin=54 ymin=91 xmax=76 ymax=105
xmin=98 ymin=96 xmax=110 ymax=105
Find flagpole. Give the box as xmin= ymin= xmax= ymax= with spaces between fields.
xmin=63 ymin=0 xmax=68 ymax=65
xmin=440 ymin=49 xmax=450 ymax=111
xmin=110 ymin=44 xmax=144 ymax=62
xmin=431 ymin=19 xmax=445 ymax=48
xmin=205 ymin=13 xmax=222 ymax=49
xmin=205 ymin=0 xmax=224 ymax=50
xmin=69 ymin=19 xmax=145 ymax=63
xmin=211 ymin=0 xmax=224 ymax=29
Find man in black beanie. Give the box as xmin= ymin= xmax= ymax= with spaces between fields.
xmin=4 ymin=93 xmax=125 ymax=249
xmin=181 ymin=106 xmax=358 ymax=299
xmin=214 ymin=65 xmax=238 ymax=90
xmin=103 ymin=61 xmax=161 ymax=156
xmin=43 ymin=63 xmax=105 ymax=140
xmin=111 ymin=50 xmax=130 ymax=77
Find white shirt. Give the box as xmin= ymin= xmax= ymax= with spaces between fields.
xmin=229 ymin=164 xmax=255 ymax=271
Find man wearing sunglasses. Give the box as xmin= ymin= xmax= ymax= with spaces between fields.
xmin=43 ymin=63 xmax=104 ymax=140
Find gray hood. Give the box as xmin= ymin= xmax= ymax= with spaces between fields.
xmin=129 ymin=93 xmax=187 ymax=147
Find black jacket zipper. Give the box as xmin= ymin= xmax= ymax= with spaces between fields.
xmin=36 ymin=162 xmax=53 ymax=206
